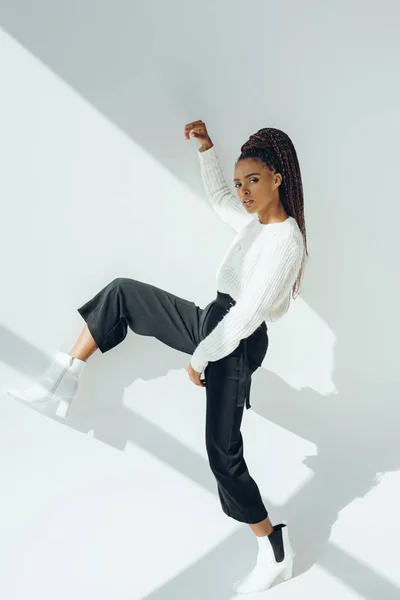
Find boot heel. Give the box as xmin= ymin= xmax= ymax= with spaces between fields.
xmin=280 ymin=560 xmax=294 ymax=581
xmin=55 ymin=397 xmax=72 ymax=418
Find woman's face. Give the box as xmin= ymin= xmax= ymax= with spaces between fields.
xmin=233 ymin=158 xmax=282 ymax=213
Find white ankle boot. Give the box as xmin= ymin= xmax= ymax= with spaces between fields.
xmin=233 ymin=523 xmax=295 ymax=594
xmin=7 ymin=351 xmax=86 ymax=418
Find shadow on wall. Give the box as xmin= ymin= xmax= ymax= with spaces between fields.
xmin=1 ymin=1 xmax=400 ymax=598
xmin=1 ymin=324 xmax=400 ymax=600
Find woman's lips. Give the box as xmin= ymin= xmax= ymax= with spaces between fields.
xmin=244 ymin=200 xmax=254 ymax=207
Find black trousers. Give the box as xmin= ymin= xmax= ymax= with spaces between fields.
xmin=77 ymin=277 xmax=269 ymax=524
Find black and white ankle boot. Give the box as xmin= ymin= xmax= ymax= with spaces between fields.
xmin=7 ymin=351 xmax=86 ymax=418
xmin=233 ymin=523 xmax=295 ymax=594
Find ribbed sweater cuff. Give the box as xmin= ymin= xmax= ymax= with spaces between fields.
xmin=191 ymin=345 xmax=208 ymax=374
xmin=197 ymin=145 xmax=219 ymax=167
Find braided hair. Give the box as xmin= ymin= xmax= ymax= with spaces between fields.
xmin=238 ymin=127 xmax=308 ymax=298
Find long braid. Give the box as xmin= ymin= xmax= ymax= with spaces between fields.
xmin=238 ymin=127 xmax=308 ymax=298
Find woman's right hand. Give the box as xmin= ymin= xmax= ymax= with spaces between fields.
xmin=184 ymin=120 xmax=214 ymax=152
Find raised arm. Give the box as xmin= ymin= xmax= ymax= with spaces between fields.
xmin=185 ymin=120 xmax=254 ymax=232
xmin=197 ymin=144 xmax=255 ymax=232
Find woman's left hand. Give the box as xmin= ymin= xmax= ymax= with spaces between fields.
xmin=187 ymin=363 xmax=206 ymax=387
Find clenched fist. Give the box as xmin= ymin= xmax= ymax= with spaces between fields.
xmin=184 ymin=120 xmax=214 ymax=152
xmin=187 ymin=362 xmax=206 ymax=387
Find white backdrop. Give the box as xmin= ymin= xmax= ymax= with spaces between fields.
xmin=0 ymin=1 xmax=399 ymax=599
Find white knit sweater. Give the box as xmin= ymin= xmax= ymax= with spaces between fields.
xmin=190 ymin=145 xmax=305 ymax=374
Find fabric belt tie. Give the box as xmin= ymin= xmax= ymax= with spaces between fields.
xmin=238 ymin=339 xmax=252 ymax=410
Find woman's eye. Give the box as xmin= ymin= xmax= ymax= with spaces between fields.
xmin=235 ymin=178 xmax=258 ymax=188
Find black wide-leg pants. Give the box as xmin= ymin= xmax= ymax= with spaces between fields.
xmin=77 ymin=277 xmax=269 ymax=524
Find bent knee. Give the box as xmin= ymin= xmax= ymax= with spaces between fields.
xmin=109 ymin=277 xmax=131 ymax=287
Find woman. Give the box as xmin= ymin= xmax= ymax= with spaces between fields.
xmin=8 ymin=120 xmax=307 ymax=594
